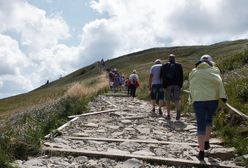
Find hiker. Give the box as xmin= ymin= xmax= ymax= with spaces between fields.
xmin=108 ymin=70 xmax=115 ymax=90
xmin=149 ymin=59 xmax=164 ymax=116
xmin=113 ymin=68 xmax=119 ymax=91
xmin=129 ymin=69 xmax=139 ymax=98
xmin=160 ymin=54 xmax=183 ymax=120
xmin=125 ymin=77 xmax=131 ymax=96
xmin=189 ymin=55 xmax=227 ymax=161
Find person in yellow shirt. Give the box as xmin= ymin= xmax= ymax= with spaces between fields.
xmin=189 ymin=55 xmax=227 ymax=161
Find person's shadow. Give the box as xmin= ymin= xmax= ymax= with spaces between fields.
xmin=163 ymin=120 xmax=187 ymax=131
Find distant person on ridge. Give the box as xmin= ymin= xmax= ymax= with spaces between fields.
xmin=149 ymin=59 xmax=164 ymax=116
xmin=160 ymin=54 xmax=183 ymax=120
xmin=189 ymin=55 xmax=227 ymax=161
xmin=129 ymin=70 xmax=139 ymax=98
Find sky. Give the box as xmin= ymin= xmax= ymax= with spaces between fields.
xmin=0 ymin=0 xmax=248 ymax=99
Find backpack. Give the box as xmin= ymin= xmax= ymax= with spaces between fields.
xmin=131 ymin=78 xmax=136 ymax=85
xmin=130 ymin=75 xmax=137 ymax=85
xmin=165 ymin=63 xmax=176 ymax=80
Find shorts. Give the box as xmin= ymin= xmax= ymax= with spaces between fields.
xmin=193 ymin=100 xmax=219 ymax=135
xmin=165 ymin=85 xmax=181 ymax=101
xmin=151 ymin=84 xmax=164 ymax=100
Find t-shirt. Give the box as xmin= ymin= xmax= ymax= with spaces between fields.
xmin=150 ymin=64 xmax=162 ymax=85
xmin=129 ymin=74 xmax=139 ymax=85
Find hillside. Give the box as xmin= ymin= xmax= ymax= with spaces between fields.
xmin=0 ymin=39 xmax=248 ymax=167
xmin=1 ymin=39 xmax=248 ymax=118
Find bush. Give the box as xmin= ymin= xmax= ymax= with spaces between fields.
xmin=217 ymin=51 xmax=248 ymax=73
xmin=237 ymin=84 xmax=248 ymax=102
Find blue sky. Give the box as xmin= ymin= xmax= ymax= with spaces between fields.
xmin=0 ymin=0 xmax=248 ymax=99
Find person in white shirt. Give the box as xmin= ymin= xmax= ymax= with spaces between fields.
xmin=149 ymin=59 xmax=164 ymax=116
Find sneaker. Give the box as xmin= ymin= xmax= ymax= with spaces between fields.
xmin=204 ymin=141 xmax=210 ymax=150
xmin=176 ymin=110 xmax=181 ymax=120
xmin=197 ymin=151 xmax=204 ymax=161
xmin=150 ymin=108 xmax=156 ymax=117
xmin=158 ymin=108 xmax=163 ymax=115
xmin=165 ymin=114 xmax=171 ymax=120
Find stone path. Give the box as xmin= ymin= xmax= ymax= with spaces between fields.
xmin=13 ymin=93 xmax=241 ymax=168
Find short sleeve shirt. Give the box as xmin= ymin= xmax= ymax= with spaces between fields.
xmin=150 ymin=64 xmax=162 ymax=85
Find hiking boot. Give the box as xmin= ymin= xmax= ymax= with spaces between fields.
xmin=176 ymin=110 xmax=181 ymax=120
xmin=150 ymin=108 xmax=156 ymax=117
xmin=158 ymin=108 xmax=163 ymax=115
xmin=197 ymin=151 xmax=204 ymax=161
xmin=165 ymin=114 xmax=171 ymax=120
xmin=204 ymin=141 xmax=210 ymax=150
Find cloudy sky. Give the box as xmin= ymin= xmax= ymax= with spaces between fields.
xmin=0 ymin=0 xmax=248 ymax=98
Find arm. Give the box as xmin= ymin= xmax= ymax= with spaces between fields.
xmin=179 ymin=64 xmax=183 ymax=88
xmin=149 ymin=74 xmax=153 ymax=91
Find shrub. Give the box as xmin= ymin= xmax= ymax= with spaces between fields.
xmin=217 ymin=51 xmax=248 ymax=73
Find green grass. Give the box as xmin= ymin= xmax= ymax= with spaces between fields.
xmin=0 ymin=80 xmax=108 ymax=167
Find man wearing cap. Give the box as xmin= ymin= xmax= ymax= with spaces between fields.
xmin=160 ymin=54 xmax=183 ymax=120
xmin=189 ymin=54 xmax=227 ymax=160
xmin=149 ymin=59 xmax=164 ymax=116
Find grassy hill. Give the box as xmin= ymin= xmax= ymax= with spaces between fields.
xmin=0 ymin=39 xmax=248 ymax=167
xmin=1 ymin=39 xmax=248 ymax=118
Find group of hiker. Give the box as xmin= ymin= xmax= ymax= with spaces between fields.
xmin=107 ymin=68 xmax=140 ymax=98
xmin=148 ymin=53 xmax=227 ymax=160
xmin=107 ymin=53 xmax=227 ymax=161
xmin=108 ymin=68 xmax=126 ymax=91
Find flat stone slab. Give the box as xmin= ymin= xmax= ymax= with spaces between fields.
xmin=107 ymin=148 xmax=130 ymax=155
xmin=132 ymin=149 xmax=156 ymax=156
xmin=118 ymin=158 xmax=143 ymax=168
xmin=84 ymin=123 xmax=99 ymax=128
xmin=121 ymin=120 xmax=132 ymax=124
xmin=136 ymin=128 xmax=151 ymax=135
xmin=107 ymin=125 xmax=120 ymax=130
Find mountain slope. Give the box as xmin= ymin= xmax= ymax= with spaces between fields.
xmin=0 ymin=39 xmax=248 ymax=117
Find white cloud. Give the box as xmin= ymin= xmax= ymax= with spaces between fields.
xmin=0 ymin=34 xmax=27 ymax=75
xmin=89 ymin=0 xmax=248 ymax=48
xmin=0 ymin=0 xmax=77 ymax=98
xmin=0 ymin=81 xmax=3 ymax=88
xmin=0 ymin=0 xmax=70 ymax=53
xmin=1 ymin=0 xmax=248 ymax=98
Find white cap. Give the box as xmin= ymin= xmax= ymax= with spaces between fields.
xmin=154 ymin=59 xmax=161 ymax=64
xmin=200 ymin=54 xmax=212 ymax=62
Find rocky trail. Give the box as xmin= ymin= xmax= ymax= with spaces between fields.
xmin=13 ymin=92 xmax=242 ymax=168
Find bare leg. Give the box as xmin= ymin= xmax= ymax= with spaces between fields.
xmin=205 ymin=126 xmax=212 ymax=141
xmin=159 ymin=100 xmax=164 ymax=109
xmin=175 ymin=100 xmax=181 ymax=120
xmin=151 ymin=100 xmax=156 ymax=111
xmin=166 ymin=100 xmax=171 ymax=116
xmin=198 ymin=135 xmax=205 ymax=151
xmin=175 ymin=100 xmax=181 ymax=111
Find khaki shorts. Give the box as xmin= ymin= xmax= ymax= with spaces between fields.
xmin=165 ymin=85 xmax=181 ymax=101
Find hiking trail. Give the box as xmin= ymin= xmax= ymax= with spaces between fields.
xmin=13 ymin=91 xmax=241 ymax=168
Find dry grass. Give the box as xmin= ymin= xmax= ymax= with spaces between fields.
xmin=65 ymin=73 xmax=109 ymax=100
